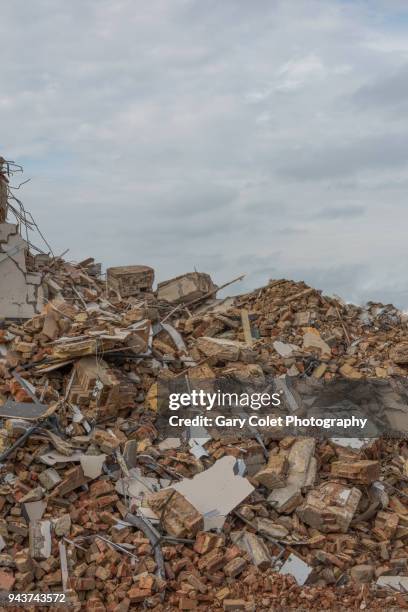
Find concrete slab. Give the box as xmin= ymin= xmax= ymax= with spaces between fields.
xmin=0 ymin=223 xmax=44 ymax=318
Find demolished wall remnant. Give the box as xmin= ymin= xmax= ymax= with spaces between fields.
xmin=0 ymin=223 xmax=44 ymax=318
xmin=107 ymin=265 xmax=154 ymax=297
xmin=0 ymin=157 xmax=46 ymax=318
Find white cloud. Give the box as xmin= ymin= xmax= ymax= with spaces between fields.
xmin=276 ymin=54 xmax=326 ymax=91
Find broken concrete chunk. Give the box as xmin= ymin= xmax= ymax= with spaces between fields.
xmin=297 ymin=481 xmax=362 ymax=533
xmin=195 ymin=336 xmax=244 ymax=362
xmin=350 ymin=564 xmax=374 ymax=583
xmin=230 ymin=531 xmax=270 ymax=570
xmin=29 ymin=520 xmax=51 ymax=559
xmin=189 ymin=440 xmax=209 ymax=460
xmin=42 ymin=308 xmax=60 ymax=341
xmin=158 ymin=437 xmax=181 ymax=451
xmin=268 ymin=484 xmax=304 ymax=514
xmin=254 ymin=454 xmax=288 ymax=490
xmin=330 ymin=459 xmax=380 ymax=484
xmin=122 ymin=440 xmax=138 ymax=469
xmin=38 ymin=468 xmax=62 ymax=490
xmin=80 ymin=454 xmax=106 ymax=479
xmin=116 ymin=470 xmax=159 ymax=499
xmin=157 ymin=272 xmax=216 ymax=304
xmin=273 ymin=341 xmax=298 ymax=358
xmin=267 ymin=438 xmax=315 ymax=513
xmin=107 ymin=265 xmax=154 ymax=297
xmin=21 ymin=500 xmax=47 ymax=524
xmin=302 ymin=331 xmax=331 ymax=357
xmin=52 ymin=514 xmax=71 ymax=537
xmin=256 ymin=518 xmax=289 ymax=539
xmin=377 ymin=575 xmax=408 ymax=591
xmin=279 ymin=553 xmax=312 ymax=586
xmin=370 ymin=481 xmax=389 ymax=509
xmin=286 ymin=438 xmax=316 ymax=489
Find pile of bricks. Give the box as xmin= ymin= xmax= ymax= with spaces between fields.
xmin=1 ymin=258 xmax=408 ymax=611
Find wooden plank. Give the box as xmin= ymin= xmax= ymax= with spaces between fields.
xmin=241 ymin=309 xmax=253 ymax=347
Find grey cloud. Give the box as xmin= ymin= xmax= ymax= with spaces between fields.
xmin=276 ymin=132 xmax=408 ymax=180
xmin=314 ymin=205 xmax=366 ymax=219
xmin=352 ymin=65 xmax=408 ymax=111
xmin=1 ymin=0 xmax=408 ymax=307
xmin=288 ymin=263 xmax=370 ymax=301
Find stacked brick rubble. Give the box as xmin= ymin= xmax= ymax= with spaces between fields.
xmin=1 ymin=263 xmax=408 ymax=611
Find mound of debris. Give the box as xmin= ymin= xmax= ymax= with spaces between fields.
xmin=0 ymin=254 xmax=408 ymax=611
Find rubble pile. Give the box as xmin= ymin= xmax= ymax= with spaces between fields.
xmin=2 ymin=253 xmax=408 ymax=610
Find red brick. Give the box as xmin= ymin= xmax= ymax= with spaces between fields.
xmin=194 ymin=532 xmax=223 ymax=555
xmin=0 ymin=570 xmax=15 ymax=590
xmin=128 ymin=587 xmax=151 ymax=602
xmin=89 ymin=480 xmax=115 ymax=498
xmin=179 ymin=598 xmax=197 ymax=610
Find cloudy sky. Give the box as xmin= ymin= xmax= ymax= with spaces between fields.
xmin=2 ymin=0 xmax=408 ymax=306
